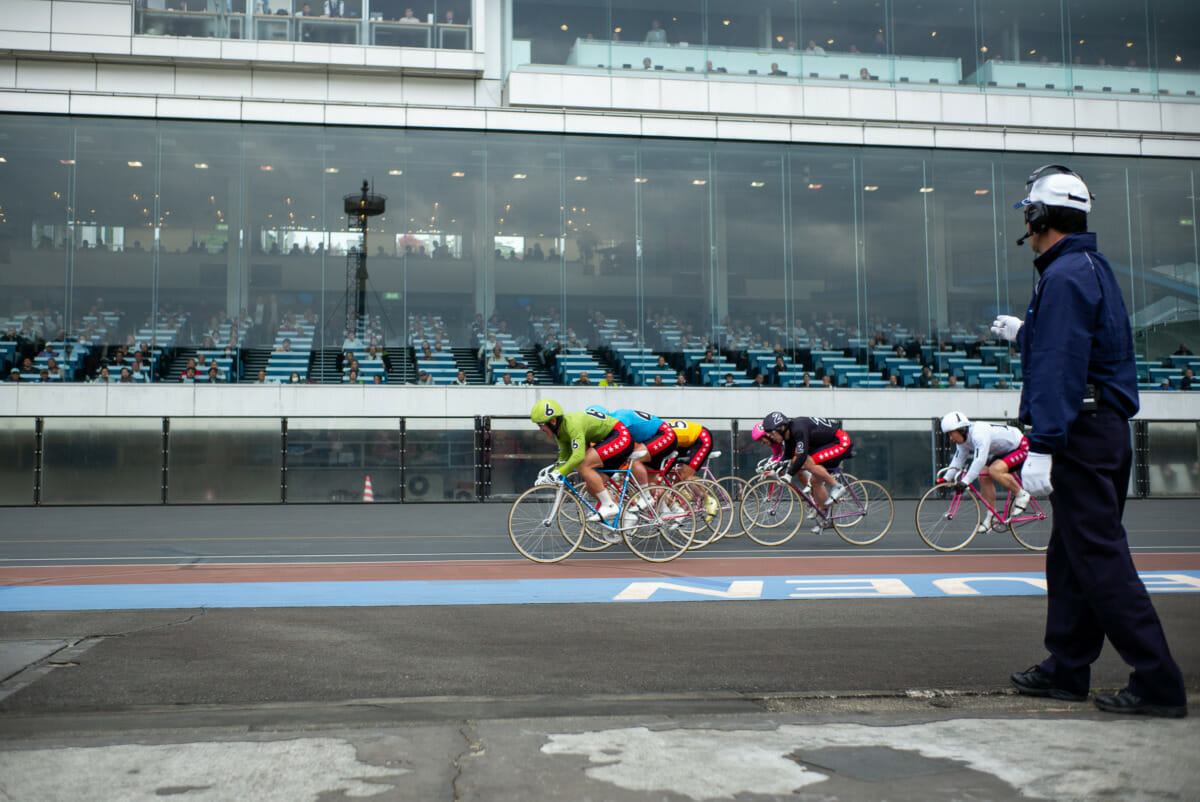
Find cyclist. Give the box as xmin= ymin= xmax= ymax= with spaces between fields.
xmin=750 ymin=421 xmax=785 ymax=468
xmin=938 ymin=411 xmax=1031 ymax=534
xmin=585 ymin=405 xmax=676 ymax=489
xmin=663 ymin=419 xmax=713 ymax=481
xmin=760 ymin=412 xmax=850 ymax=513
xmin=530 ymin=399 xmax=633 ymax=533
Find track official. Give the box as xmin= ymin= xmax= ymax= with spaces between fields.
xmin=993 ymin=164 xmax=1186 ymax=718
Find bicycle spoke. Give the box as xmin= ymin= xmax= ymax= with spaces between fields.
xmin=508 ymin=485 xmax=584 ymax=563
xmin=740 ymin=476 xmax=803 ymax=546
xmin=915 ymin=484 xmax=979 ymax=552
xmin=622 ymin=486 xmax=696 ymax=562
xmin=831 ymin=479 xmax=893 ymax=545
xmin=1008 ymin=496 xmax=1053 ymax=552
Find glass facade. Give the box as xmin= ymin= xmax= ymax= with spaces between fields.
xmin=512 ymin=0 xmax=1200 ymax=95
xmin=134 ymin=0 xmax=472 ymax=48
xmin=4 ymin=114 xmax=1196 ymax=389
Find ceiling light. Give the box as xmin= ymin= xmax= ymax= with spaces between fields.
xmin=635 ymin=177 xmax=648 ymax=183
xmin=613 ymin=27 xmax=621 ymax=33
xmin=919 ymin=187 xmax=934 ymax=193
xmin=980 ymin=46 xmax=988 ymax=53
xmin=388 ymin=169 xmax=403 ymax=176
xmin=127 ymin=160 xmax=143 ymax=167
xmin=512 ymin=173 xmax=527 ymax=179
xmin=930 ymin=30 xmax=937 ymax=36
xmin=574 ymin=175 xmax=587 ymax=181
xmin=60 ymin=159 xmax=75 ymax=165
xmin=325 ymin=167 xmax=339 ymax=173
xmin=260 ymin=165 xmax=274 ymax=171
xmin=451 ymin=171 xmax=465 ymax=177
xmin=0 ymin=156 xmax=6 ymax=163
xmin=560 ymin=24 xmax=568 ymax=31
xmin=974 ymin=189 xmax=990 ymax=195
xmin=693 ymin=179 xmax=707 ymax=186
xmin=750 ymin=181 xmax=765 ymax=188
xmin=808 ymin=183 xmax=822 ymax=190
xmin=194 ymin=162 xmax=208 ymax=169
xmin=722 ymin=19 xmax=730 ymax=25
xmin=863 ymin=185 xmax=879 ymax=191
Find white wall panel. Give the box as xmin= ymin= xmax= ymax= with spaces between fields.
xmin=714 ymin=118 xmax=789 ymax=142
xmin=241 ymin=99 xmax=325 ymax=123
xmin=562 ymin=112 xmax=640 ymax=137
xmin=1073 ymin=98 xmax=1119 ymax=130
xmin=69 ymin=92 xmax=155 ymax=116
xmin=789 ymin=122 xmax=864 ymax=145
xmin=707 ymin=79 xmax=759 ymax=116
xmin=325 ymin=44 xmax=365 ymax=66
xmin=863 ymin=126 xmax=934 ymax=148
xmin=640 ymin=115 xmax=717 ymax=139
xmin=4 ymin=0 xmax=52 ymax=31
xmin=610 ymin=75 xmax=661 ymax=112
xmin=50 ymin=1 xmax=128 ymax=37
xmin=326 ymin=72 xmax=406 ymax=105
xmin=396 ymin=47 xmax=436 ymax=70
xmin=849 ymin=87 xmax=897 ymax=122
xmin=753 ymin=81 xmax=802 ymax=117
xmin=657 ymin=78 xmax=709 ymax=114
xmin=49 ymin=32 xmax=129 ymax=55
xmin=1029 ymin=95 xmax=1075 ymax=128
xmin=486 ymin=108 xmax=563 ymax=133
xmin=0 ymin=30 xmax=51 ymax=50
xmin=474 ymin=77 xmax=502 ymax=107
xmin=893 ymin=89 xmax=941 ymax=124
xmin=155 ymin=95 xmax=241 ymax=120
xmin=363 ymin=47 xmax=402 ymax=69
xmin=96 ymin=62 xmax=175 ymax=95
xmin=251 ymin=68 xmax=328 ymax=101
xmin=1139 ymin=138 xmax=1200 ymax=159
xmin=0 ymin=59 xmax=15 ymax=88
xmin=404 ymin=105 xmax=486 ymax=129
xmin=0 ymin=89 xmax=68 ymax=113
xmin=16 ymin=58 xmax=93 ymax=90
xmin=219 ymin=40 xmax=260 ymax=63
xmin=1158 ymin=102 xmax=1200 ymax=137
xmin=256 ymin=41 xmax=298 ymax=64
xmin=984 ymin=93 xmax=1033 ymax=127
xmin=174 ymin=66 xmax=252 ymax=98
xmin=323 ymin=103 xmax=405 ymax=126
xmin=802 ymin=85 xmax=851 ymax=120
xmin=401 ymin=75 xmax=474 ymax=105
xmin=556 ymin=74 xmax=610 ymax=109
xmin=1116 ymin=98 xmax=1160 ymax=132
xmin=937 ymin=92 xmax=986 ymax=126
xmin=932 ymin=128 xmax=1005 ymax=151
xmin=1003 ymin=131 xmax=1072 ymax=153
xmin=132 ymin=34 xmax=221 ymax=60
xmin=505 ymin=70 xmax=561 ymax=107
xmin=1071 ymin=134 xmax=1141 ymax=156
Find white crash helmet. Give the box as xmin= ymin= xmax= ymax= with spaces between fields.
xmin=940 ymin=411 xmax=970 ymax=434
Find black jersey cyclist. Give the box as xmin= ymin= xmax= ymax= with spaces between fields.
xmin=760 ymin=412 xmax=851 ymax=509
xmin=530 ymin=399 xmax=634 ymax=525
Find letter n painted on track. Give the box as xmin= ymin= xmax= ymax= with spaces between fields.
xmin=932 ymin=576 xmax=1048 ymax=596
xmin=785 ymin=578 xmax=914 ymax=598
xmin=613 ymin=580 xmax=764 ymax=601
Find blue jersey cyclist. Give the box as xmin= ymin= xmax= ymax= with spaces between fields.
xmin=530 ymin=399 xmax=633 ymax=523
xmin=585 ymin=405 xmax=676 ymax=488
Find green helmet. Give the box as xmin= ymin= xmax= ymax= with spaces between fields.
xmin=530 ymin=399 xmax=564 ymax=424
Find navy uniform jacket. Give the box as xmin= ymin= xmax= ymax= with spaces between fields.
xmin=1017 ymin=233 xmax=1139 ymax=454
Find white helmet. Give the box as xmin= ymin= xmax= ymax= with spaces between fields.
xmin=940 ymin=411 xmax=970 ymax=434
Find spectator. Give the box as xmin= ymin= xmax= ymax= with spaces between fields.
xmin=500 ymin=373 xmax=515 ymax=386
xmin=1181 ymin=368 xmax=1194 ymax=390
xmin=6 ymin=367 xmax=19 ymax=382
xmin=859 ymin=67 xmax=872 ymax=80
xmin=44 ymin=357 xmax=63 ymax=381
xmin=1172 ymin=343 xmax=1192 ymax=356
xmin=642 ymin=57 xmax=653 ymax=70
xmin=753 ymin=373 xmax=769 ymax=387
xmin=454 ymin=369 xmax=469 ymax=385
xmin=1158 ymin=378 xmax=1173 ymax=391
xmin=38 ymin=368 xmax=50 ymax=383
xmin=207 ymin=365 xmax=223 ymax=383
xmin=416 ymin=370 xmax=433 ymax=385
xmin=675 ymin=371 xmax=688 ymax=387
xmin=947 ymin=374 xmax=959 ymax=388
xmin=645 ymin=19 xmax=666 ymax=44
xmin=919 ymin=365 xmax=934 ymax=388
xmin=722 ymin=372 xmax=737 ymax=387
xmin=805 ymin=40 xmax=825 ymax=55
xmin=651 ymin=374 xmax=665 ymax=386
xmin=180 ymin=366 xmax=198 ymax=383
xmin=574 ymin=371 xmax=592 ymax=386
xmin=254 ymin=370 xmax=268 ymax=383
xmin=770 ymin=62 xmax=787 ymax=76
xmin=372 ymin=375 xmax=384 ymax=385
xmin=288 ymin=371 xmax=303 ymax=384
xmin=521 ymin=370 xmax=537 ymax=386
xmin=119 ymin=367 xmax=134 ymax=383
xmin=799 ymin=372 xmax=813 ymax=388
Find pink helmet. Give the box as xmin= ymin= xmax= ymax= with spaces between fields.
xmin=751 ymin=423 xmax=766 ymax=441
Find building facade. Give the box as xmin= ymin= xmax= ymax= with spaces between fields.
xmin=0 ymin=0 xmax=1198 ymax=503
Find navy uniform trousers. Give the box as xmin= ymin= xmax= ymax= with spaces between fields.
xmin=1039 ymin=405 xmax=1186 ymax=706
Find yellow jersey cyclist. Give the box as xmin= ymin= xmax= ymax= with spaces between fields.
xmin=530 ymin=399 xmax=634 ymax=529
xmin=662 ymin=418 xmax=714 ymax=480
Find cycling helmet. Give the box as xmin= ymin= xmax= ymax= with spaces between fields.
xmin=531 ymin=399 xmax=564 ymax=424
xmin=585 ymin=404 xmax=611 ymax=417
xmin=940 ymin=410 xmax=970 ymax=434
xmin=750 ymin=422 xmax=767 ymax=441
xmin=761 ymin=411 xmax=789 ymax=433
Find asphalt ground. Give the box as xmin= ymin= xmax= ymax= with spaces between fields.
xmin=0 ymin=500 xmax=1197 ymax=801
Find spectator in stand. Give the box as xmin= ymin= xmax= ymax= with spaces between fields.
xmin=289 ymin=372 xmax=303 ymax=384
xmin=181 ymin=366 xmax=199 ymax=383
xmin=92 ymin=366 xmax=112 ymax=383
xmin=722 ymin=372 xmax=737 ymax=387
xmin=821 ymin=375 xmax=833 ymax=387
xmin=372 ymin=375 xmax=384 ymax=385
xmin=207 ymin=365 xmax=223 ymax=383
xmin=798 ymin=372 xmax=813 ymax=388
xmin=947 ymin=374 xmax=959 ymax=388
xmin=38 ymin=368 xmax=50 ymax=383
xmin=919 ymin=365 xmax=935 ymax=388
xmin=416 ymin=370 xmax=434 ymax=385
xmin=277 ymin=337 xmax=292 ymax=353
xmin=522 ymin=370 xmax=538 ymax=386
xmin=599 ymin=370 xmax=618 ymax=387
xmin=652 ymin=374 xmax=665 ymax=386
xmin=255 ymin=369 xmax=269 ymax=384
xmin=44 ymin=357 xmax=63 ymax=381
xmin=345 ymin=368 xmax=362 ymax=384
xmin=1173 ymin=343 xmax=1193 ymax=356
xmin=1182 ymin=368 xmax=1194 ymax=390
xmin=574 ymin=371 xmax=593 ymax=386
xmin=1158 ymin=378 xmax=1173 ymax=391
xmin=753 ymin=373 xmax=769 ymax=387
xmin=7 ymin=367 xmax=20 ymax=382
xmin=645 ymin=19 xmax=666 ymax=44
xmin=454 ymin=369 xmax=469 ymax=385
xmin=675 ymin=371 xmax=688 ymax=387
xmin=119 ymin=367 xmax=135 ymax=383
xmin=500 ymin=373 xmax=515 ymax=387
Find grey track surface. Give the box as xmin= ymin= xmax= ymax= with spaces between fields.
xmin=0 ymin=501 xmax=1197 ymax=801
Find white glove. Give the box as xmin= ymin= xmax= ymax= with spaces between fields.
xmin=990 ymin=315 xmax=1023 ymax=342
xmin=534 ymin=465 xmax=563 ymax=487
xmin=937 ymin=466 xmax=960 ymax=483
xmin=1022 ymin=452 xmax=1053 ymax=496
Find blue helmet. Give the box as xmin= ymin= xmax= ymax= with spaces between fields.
xmin=585 ymin=404 xmax=611 ymax=417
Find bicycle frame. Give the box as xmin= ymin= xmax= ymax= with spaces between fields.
xmin=942 ymin=478 xmax=1046 ymax=527
xmin=562 ymin=468 xmax=638 ymax=530
xmin=758 ymin=463 xmax=859 ymax=525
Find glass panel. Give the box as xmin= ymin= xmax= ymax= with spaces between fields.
xmin=167 ymin=418 xmax=282 ymax=502
xmin=0 ymin=418 xmax=36 ymax=505
xmin=285 ymin=417 xmax=401 ymax=502
xmin=41 ymin=417 xmax=163 ymax=505
xmin=405 ymin=422 xmax=475 ymax=502
xmin=1151 ymin=0 xmax=1200 ymax=95
xmin=1146 ymin=421 xmax=1200 ymax=496
xmin=977 ymin=0 xmax=1067 ymax=90
xmin=514 ymin=0 xmax=608 ymax=67
xmin=489 ymin=419 xmax=551 ymax=500
xmin=889 ymin=0 xmax=977 ymax=86
xmin=798 ymin=0 xmax=888 ymax=80
xmin=1066 ymin=0 xmax=1152 ymax=94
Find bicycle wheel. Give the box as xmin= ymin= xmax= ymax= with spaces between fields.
xmin=740 ymin=476 xmax=803 ymax=546
xmin=622 ymin=485 xmax=696 ymax=562
xmin=674 ymin=479 xmax=723 ymax=549
xmin=714 ymin=475 xmax=751 ymax=537
xmin=1008 ymin=495 xmax=1053 ymax=552
xmin=508 ymin=485 xmax=585 ymax=563
xmin=915 ymin=484 xmax=980 ymax=552
xmin=830 ymin=479 xmax=893 ymax=545
xmin=565 ymin=479 xmax=615 ymax=552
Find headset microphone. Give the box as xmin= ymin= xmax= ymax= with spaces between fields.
xmin=1016 ymin=231 xmax=1032 ymax=246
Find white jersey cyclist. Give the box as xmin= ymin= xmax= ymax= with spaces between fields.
xmin=945 ymin=419 xmax=1028 ymax=486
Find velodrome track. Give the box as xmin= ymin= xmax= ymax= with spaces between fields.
xmin=1 ymin=498 xmax=1198 ymax=610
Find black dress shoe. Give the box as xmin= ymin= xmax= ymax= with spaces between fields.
xmin=1094 ymin=689 xmax=1188 ymax=719
xmin=1010 ymin=665 xmax=1087 ymax=701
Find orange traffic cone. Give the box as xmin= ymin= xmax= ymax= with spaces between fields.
xmin=362 ymin=475 xmax=375 ymax=502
